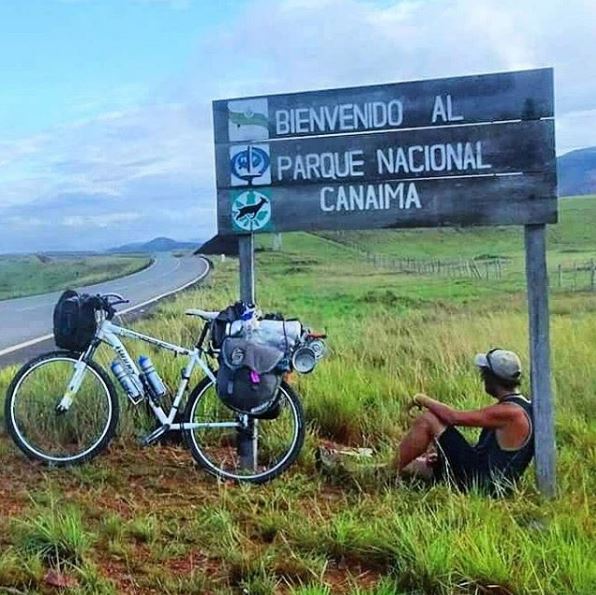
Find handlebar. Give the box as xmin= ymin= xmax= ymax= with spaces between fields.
xmin=102 ymin=292 xmax=125 ymax=301
xmin=92 ymin=293 xmax=130 ymax=318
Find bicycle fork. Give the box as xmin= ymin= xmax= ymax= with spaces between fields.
xmin=55 ymin=357 xmax=89 ymax=414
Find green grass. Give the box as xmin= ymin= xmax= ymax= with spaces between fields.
xmin=0 ymin=197 xmax=594 ymax=593
xmin=0 ymin=253 xmax=152 ymax=300
xmin=13 ymin=501 xmax=94 ymax=567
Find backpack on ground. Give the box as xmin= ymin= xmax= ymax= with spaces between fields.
xmin=53 ymin=290 xmax=99 ymax=352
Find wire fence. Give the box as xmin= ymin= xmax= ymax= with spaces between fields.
xmin=554 ymin=260 xmax=596 ymax=292
xmin=315 ymin=233 xmax=596 ymax=290
xmin=361 ymin=252 xmax=506 ymax=279
xmin=315 ymin=233 xmax=506 ymax=280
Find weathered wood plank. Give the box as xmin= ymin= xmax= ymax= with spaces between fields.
xmin=218 ymin=173 xmax=557 ymax=234
xmin=524 ymin=224 xmax=556 ymax=498
xmin=214 ymin=68 xmax=553 ymax=143
xmin=215 ymin=120 xmax=555 ymax=189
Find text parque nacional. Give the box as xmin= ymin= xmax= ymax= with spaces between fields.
xmin=272 ymin=140 xmax=491 ymax=213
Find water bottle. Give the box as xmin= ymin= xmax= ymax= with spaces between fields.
xmin=111 ymin=360 xmax=143 ymax=402
xmin=138 ymin=355 xmax=167 ymax=399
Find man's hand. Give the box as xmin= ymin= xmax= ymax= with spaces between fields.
xmin=408 ymin=393 xmax=458 ymax=426
xmin=408 ymin=393 xmax=432 ymax=410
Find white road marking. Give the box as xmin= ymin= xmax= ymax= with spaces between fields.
xmin=0 ymin=258 xmax=210 ymax=359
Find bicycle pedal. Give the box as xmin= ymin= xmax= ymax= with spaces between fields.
xmin=140 ymin=425 xmax=169 ymax=447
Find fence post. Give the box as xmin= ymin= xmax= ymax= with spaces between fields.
xmin=591 ymin=259 xmax=595 ymax=291
xmin=272 ymin=233 xmax=283 ymax=252
xmin=557 ymin=264 xmax=562 ymax=289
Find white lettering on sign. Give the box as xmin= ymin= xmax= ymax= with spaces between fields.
xmin=277 ymin=150 xmax=365 ymax=181
xmin=376 ymin=141 xmax=492 ymax=174
xmin=431 ymin=95 xmax=464 ymax=123
xmin=275 ymin=100 xmax=403 ymax=135
xmin=320 ymin=182 xmax=421 ymax=212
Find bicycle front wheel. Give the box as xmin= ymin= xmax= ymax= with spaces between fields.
xmin=184 ymin=378 xmax=305 ymax=484
xmin=4 ymin=351 xmax=119 ymax=466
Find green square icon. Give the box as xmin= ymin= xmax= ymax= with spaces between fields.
xmin=231 ymin=189 xmax=273 ymax=232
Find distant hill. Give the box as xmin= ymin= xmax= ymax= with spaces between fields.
xmin=558 ymin=147 xmax=596 ymax=196
xmin=109 ymin=237 xmax=199 ymax=254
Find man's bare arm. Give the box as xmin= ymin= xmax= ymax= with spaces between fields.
xmin=414 ymin=394 xmax=523 ymax=428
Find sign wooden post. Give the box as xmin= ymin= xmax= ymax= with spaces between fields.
xmin=213 ymin=68 xmax=558 ymax=492
xmin=238 ymin=234 xmax=255 ymax=304
xmin=237 ymin=233 xmax=257 ymax=470
xmin=525 ymin=224 xmax=556 ymax=497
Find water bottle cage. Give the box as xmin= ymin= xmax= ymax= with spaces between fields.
xmin=139 ymin=373 xmax=159 ymax=402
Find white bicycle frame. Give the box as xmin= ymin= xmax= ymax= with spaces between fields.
xmin=57 ymin=316 xmax=241 ymax=433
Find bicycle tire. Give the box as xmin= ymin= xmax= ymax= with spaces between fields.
xmin=4 ymin=350 xmax=119 ymax=466
xmin=183 ymin=377 xmax=305 ymax=484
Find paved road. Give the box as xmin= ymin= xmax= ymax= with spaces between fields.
xmin=0 ymin=253 xmax=210 ymax=366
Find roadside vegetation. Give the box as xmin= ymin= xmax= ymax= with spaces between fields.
xmin=0 ymin=254 xmax=153 ymax=301
xmin=0 ymin=198 xmax=594 ymax=593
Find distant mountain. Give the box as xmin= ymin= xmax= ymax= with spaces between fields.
xmin=109 ymin=237 xmax=200 ymax=254
xmin=558 ymin=147 xmax=596 ymax=196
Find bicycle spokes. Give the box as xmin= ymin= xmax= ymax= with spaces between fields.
xmin=10 ymin=358 xmax=114 ymax=461
xmin=187 ymin=382 xmax=302 ymax=480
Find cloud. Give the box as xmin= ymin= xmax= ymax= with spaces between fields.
xmin=61 ymin=212 xmax=142 ymax=228
xmin=1 ymin=0 xmax=595 ymax=251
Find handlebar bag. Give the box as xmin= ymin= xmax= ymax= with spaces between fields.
xmin=53 ymin=290 xmax=98 ymax=352
xmin=216 ymin=337 xmax=284 ymax=418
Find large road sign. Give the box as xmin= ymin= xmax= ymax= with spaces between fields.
xmin=213 ymin=68 xmax=556 ymax=235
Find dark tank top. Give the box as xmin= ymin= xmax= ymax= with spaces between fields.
xmin=475 ymin=395 xmax=534 ymax=489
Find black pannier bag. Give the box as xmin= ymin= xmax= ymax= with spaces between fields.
xmin=216 ymin=337 xmax=285 ymax=419
xmin=53 ymin=290 xmax=98 ymax=352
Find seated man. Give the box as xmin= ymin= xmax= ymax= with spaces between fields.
xmin=397 ymin=349 xmax=534 ymax=495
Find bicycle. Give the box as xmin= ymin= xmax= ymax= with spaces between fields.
xmin=4 ymin=293 xmax=312 ymax=483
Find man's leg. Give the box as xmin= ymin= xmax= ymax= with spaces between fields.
xmin=395 ymin=411 xmax=446 ymax=473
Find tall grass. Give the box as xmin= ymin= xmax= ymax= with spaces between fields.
xmin=13 ymin=502 xmax=94 ymax=567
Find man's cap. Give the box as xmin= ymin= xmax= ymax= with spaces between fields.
xmin=474 ymin=348 xmax=522 ymax=382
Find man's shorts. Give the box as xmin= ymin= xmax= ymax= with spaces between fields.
xmin=433 ymin=426 xmax=487 ymax=491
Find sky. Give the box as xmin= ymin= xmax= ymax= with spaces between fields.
xmin=0 ymin=0 xmax=595 ymax=252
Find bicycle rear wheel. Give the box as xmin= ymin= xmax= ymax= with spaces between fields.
xmin=4 ymin=351 xmax=119 ymax=466
xmin=184 ymin=378 xmax=305 ymax=483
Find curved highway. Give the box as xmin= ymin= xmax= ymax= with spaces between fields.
xmin=0 ymin=253 xmax=210 ymax=365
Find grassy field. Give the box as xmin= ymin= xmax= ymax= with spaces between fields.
xmin=0 ymin=254 xmax=153 ymax=301
xmin=0 ymin=198 xmax=594 ymax=593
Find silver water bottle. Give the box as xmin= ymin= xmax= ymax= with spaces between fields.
xmin=138 ymin=355 xmax=167 ymax=399
xmin=111 ymin=360 xmax=143 ymax=402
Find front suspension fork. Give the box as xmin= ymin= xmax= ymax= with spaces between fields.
xmin=55 ymin=343 xmax=98 ymax=414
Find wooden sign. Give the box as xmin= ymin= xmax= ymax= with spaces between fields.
xmin=213 ymin=68 xmax=556 ymax=235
